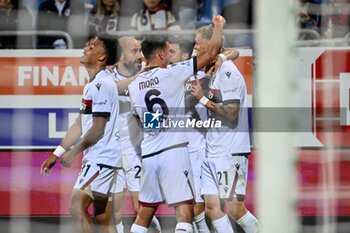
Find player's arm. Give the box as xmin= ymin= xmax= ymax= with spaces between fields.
xmin=132 ymin=114 xmax=143 ymax=128
xmin=222 ymin=48 xmax=240 ymax=61
xmin=191 ymin=79 xmax=239 ymax=127
xmin=40 ymin=114 xmax=82 ymax=176
xmin=115 ymin=76 xmax=136 ymax=94
xmin=207 ymin=48 xmax=240 ymax=76
xmin=196 ymin=15 xmax=226 ymax=71
xmin=60 ymin=115 xmax=107 ymax=167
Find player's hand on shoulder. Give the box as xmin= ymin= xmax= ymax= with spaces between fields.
xmin=212 ymin=15 xmax=226 ymax=27
xmin=208 ymin=56 xmax=223 ymax=76
xmin=40 ymin=154 xmax=58 ymax=176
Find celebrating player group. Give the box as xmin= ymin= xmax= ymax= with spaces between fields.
xmin=40 ymin=15 xmax=260 ymax=233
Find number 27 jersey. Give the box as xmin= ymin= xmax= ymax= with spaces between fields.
xmin=128 ymin=58 xmax=197 ymax=156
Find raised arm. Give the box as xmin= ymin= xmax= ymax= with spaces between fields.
xmin=116 ymin=77 xmax=136 ymax=94
xmin=196 ymin=15 xmax=226 ymax=71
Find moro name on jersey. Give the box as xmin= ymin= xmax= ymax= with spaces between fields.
xmin=139 ymin=77 xmax=159 ymax=90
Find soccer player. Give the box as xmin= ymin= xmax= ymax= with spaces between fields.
xmin=169 ymin=36 xmax=240 ymax=233
xmin=40 ymin=36 xmax=121 ymax=233
xmin=128 ymin=15 xmax=226 ymax=233
xmin=191 ymin=25 xmax=260 ymax=233
xmin=169 ymin=37 xmax=210 ymax=233
xmin=109 ymin=36 xmax=161 ymax=233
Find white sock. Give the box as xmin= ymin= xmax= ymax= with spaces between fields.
xmin=130 ymin=224 xmax=148 ymax=233
xmin=236 ymin=211 xmax=260 ymax=233
xmin=149 ymin=216 xmax=162 ymax=232
xmin=212 ymin=215 xmax=233 ymax=233
xmin=175 ymin=222 xmax=193 ymax=233
xmin=193 ymin=212 xmax=210 ymax=233
xmin=116 ymin=221 xmax=124 ymax=233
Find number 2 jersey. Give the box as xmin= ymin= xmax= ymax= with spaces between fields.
xmin=112 ymin=68 xmax=142 ymax=156
xmin=129 ymin=58 xmax=197 ymax=156
xmin=80 ymin=70 xmax=122 ymax=167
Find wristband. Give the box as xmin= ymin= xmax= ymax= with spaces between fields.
xmin=53 ymin=145 xmax=66 ymax=158
xmin=199 ymin=96 xmax=210 ymax=106
xmin=218 ymin=53 xmax=227 ymax=62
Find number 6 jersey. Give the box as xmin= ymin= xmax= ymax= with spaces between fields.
xmin=128 ymin=58 xmax=197 ymax=157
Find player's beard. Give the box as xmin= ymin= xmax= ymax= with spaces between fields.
xmin=124 ymin=60 xmax=141 ymax=75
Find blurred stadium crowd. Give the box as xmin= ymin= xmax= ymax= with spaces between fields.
xmin=0 ymin=0 xmax=349 ymax=49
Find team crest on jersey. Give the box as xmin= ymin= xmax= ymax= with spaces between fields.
xmin=184 ymin=81 xmax=192 ymax=93
xmin=95 ymin=83 xmax=101 ymax=91
xmin=208 ymin=88 xmax=222 ymax=103
xmin=143 ymin=110 xmax=162 ymax=129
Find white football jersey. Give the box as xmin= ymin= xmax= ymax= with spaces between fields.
xmin=113 ymin=68 xmax=142 ymax=156
xmin=129 ymin=58 xmax=197 ymax=156
xmin=206 ymin=60 xmax=250 ymax=156
xmin=80 ymin=70 xmax=122 ymax=167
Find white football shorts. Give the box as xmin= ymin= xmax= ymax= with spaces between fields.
xmin=201 ymin=155 xmax=239 ymax=200
xmin=231 ymin=154 xmax=249 ymax=199
xmin=110 ymin=153 xmax=142 ymax=193
xmin=189 ymin=148 xmax=206 ymax=203
xmin=138 ymin=146 xmax=195 ymax=206
xmin=73 ymin=162 xmax=118 ymax=199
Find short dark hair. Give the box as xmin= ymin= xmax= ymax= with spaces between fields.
xmin=97 ymin=34 xmax=119 ymax=65
xmin=169 ymin=36 xmax=194 ymax=56
xmin=141 ymin=35 xmax=168 ymax=61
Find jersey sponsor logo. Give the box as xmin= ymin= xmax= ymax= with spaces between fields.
xmin=143 ymin=110 xmax=162 ymax=129
xmin=225 ymin=71 xmax=232 ymax=78
xmin=93 ymin=100 xmax=107 ymax=106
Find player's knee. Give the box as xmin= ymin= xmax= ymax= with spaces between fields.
xmin=69 ymin=203 xmax=83 ymax=219
xmin=227 ymin=201 xmax=247 ymax=220
xmin=95 ymin=211 xmax=111 ymax=224
xmin=113 ymin=210 xmax=122 ymax=223
xmin=113 ymin=203 xmax=123 ymax=221
xmin=133 ymin=202 xmax=140 ymax=213
xmin=175 ymin=205 xmax=193 ymax=222
xmin=193 ymin=203 xmax=205 ymax=216
xmin=205 ymin=204 xmax=222 ymax=219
